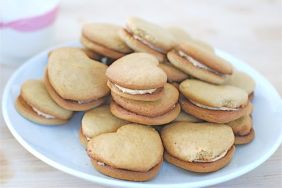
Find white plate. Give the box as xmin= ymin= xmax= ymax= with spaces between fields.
xmin=2 ymin=42 xmax=282 ymax=188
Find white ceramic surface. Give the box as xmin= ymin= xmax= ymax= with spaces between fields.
xmin=2 ymin=42 xmax=282 ymax=188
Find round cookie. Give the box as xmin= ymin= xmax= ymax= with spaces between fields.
xmin=87 ymin=124 xmax=163 ymax=181
xmin=106 ymin=53 xmax=167 ymax=101
xmin=179 ymin=79 xmax=250 ymax=123
xmin=158 ymin=63 xmax=188 ymax=82
xmin=46 ymin=47 xmax=109 ymax=111
xmin=111 ymin=83 xmax=179 ymax=117
xmin=81 ymin=23 xmax=131 ymax=59
xmin=119 ymin=17 xmax=175 ymax=62
xmin=80 ymin=105 xmax=128 ymax=147
xmin=167 ymin=42 xmax=233 ymax=84
xmin=161 ymin=122 xmax=235 ymax=173
xmin=16 ymin=80 xmax=73 ymax=125
xmin=225 ymin=71 xmax=255 ymax=99
xmin=227 ymin=115 xmax=255 ymax=145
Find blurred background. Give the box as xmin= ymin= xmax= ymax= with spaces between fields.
xmin=1 ymin=0 xmax=281 ymax=93
xmin=0 ymin=0 xmax=281 ymax=187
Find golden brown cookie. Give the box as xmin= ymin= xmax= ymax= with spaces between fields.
xmin=46 ymin=47 xmax=109 ymax=111
xmin=106 ymin=53 xmax=167 ymax=101
xmin=111 ymin=83 xmax=178 ymax=117
xmin=81 ymin=23 xmax=131 ymax=59
xmin=179 ymin=79 xmax=250 ymax=123
xmin=87 ymin=124 xmax=163 ymax=181
xmin=167 ymin=42 xmax=233 ymax=84
xmin=44 ymin=71 xmax=106 ymax=111
xmin=161 ymin=122 xmax=235 ymax=173
xmin=16 ymin=80 xmax=73 ymax=125
xmin=110 ymin=101 xmax=180 ymax=126
xmin=119 ymin=17 xmax=175 ymax=62
xmin=180 ymin=97 xmax=252 ymax=124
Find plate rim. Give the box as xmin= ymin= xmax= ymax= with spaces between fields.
xmin=2 ymin=42 xmax=282 ymax=188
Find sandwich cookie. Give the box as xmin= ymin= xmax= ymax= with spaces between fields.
xmin=106 ymin=53 xmax=167 ymax=101
xmin=45 ymin=47 xmax=109 ymax=111
xmin=161 ymin=122 xmax=235 ymax=173
xmin=225 ymin=71 xmax=255 ymax=100
xmin=81 ymin=23 xmax=132 ymax=60
xmin=167 ymin=42 xmax=233 ymax=84
xmin=119 ymin=17 xmax=175 ymax=62
xmin=110 ymin=83 xmax=180 ymax=125
xmin=16 ymin=80 xmax=73 ymax=125
xmin=227 ymin=115 xmax=255 ymax=145
xmin=167 ymin=26 xmax=214 ymax=52
xmin=158 ymin=63 xmax=188 ymax=82
xmin=174 ymin=111 xmax=202 ymax=123
xmin=179 ymin=79 xmax=251 ymax=123
xmin=80 ymin=105 xmax=128 ymax=147
xmin=87 ymin=124 xmax=164 ymax=181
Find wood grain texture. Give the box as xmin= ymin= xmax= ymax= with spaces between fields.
xmin=0 ymin=0 xmax=281 ymax=187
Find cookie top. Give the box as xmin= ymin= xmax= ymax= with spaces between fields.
xmin=225 ymin=71 xmax=255 ymax=95
xmin=87 ymin=124 xmax=163 ymax=172
xmin=111 ymin=83 xmax=179 ymax=117
xmin=161 ymin=122 xmax=234 ymax=162
xmin=82 ymin=23 xmax=131 ymax=53
xmin=82 ymin=105 xmax=128 ymax=139
xmin=176 ymin=42 xmax=233 ymax=74
xmin=106 ymin=52 xmax=167 ymax=90
xmin=20 ymin=80 xmax=73 ymax=119
xmin=126 ymin=17 xmax=175 ymax=52
xmin=48 ymin=47 xmax=109 ymax=101
xmin=180 ymin=79 xmax=248 ymax=108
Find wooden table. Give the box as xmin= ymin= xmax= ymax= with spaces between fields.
xmin=1 ymin=0 xmax=281 ymax=187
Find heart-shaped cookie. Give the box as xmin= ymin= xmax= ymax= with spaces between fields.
xmin=179 ymin=79 xmax=250 ymax=123
xmin=161 ymin=122 xmax=235 ymax=173
xmin=106 ymin=52 xmax=167 ymax=101
xmin=46 ymin=47 xmax=109 ymax=111
xmin=106 ymin=52 xmax=166 ymax=89
xmin=87 ymin=124 xmax=163 ymax=181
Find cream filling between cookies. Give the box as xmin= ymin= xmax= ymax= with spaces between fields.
xmin=67 ymin=98 xmax=96 ymax=105
xmin=193 ymin=149 xmax=229 ymax=162
xmin=178 ymin=50 xmax=225 ymax=77
xmin=125 ymin=28 xmax=165 ymax=53
xmin=97 ymin=161 xmax=106 ymax=166
xmin=115 ymin=83 xmax=157 ymax=95
xmin=189 ymin=99 xmax=239 ymax=111
xmin=32 ymin=107 xmax=55 ymax=119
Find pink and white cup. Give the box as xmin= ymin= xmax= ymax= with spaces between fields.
xmin=0 ymin=0 xmax=60 ymax=60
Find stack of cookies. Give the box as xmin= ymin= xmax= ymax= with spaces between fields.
xmin=106 ymin=53 xmax=180 ymax=126
xmin=15 ymin=16 xmax=256 ymax=182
